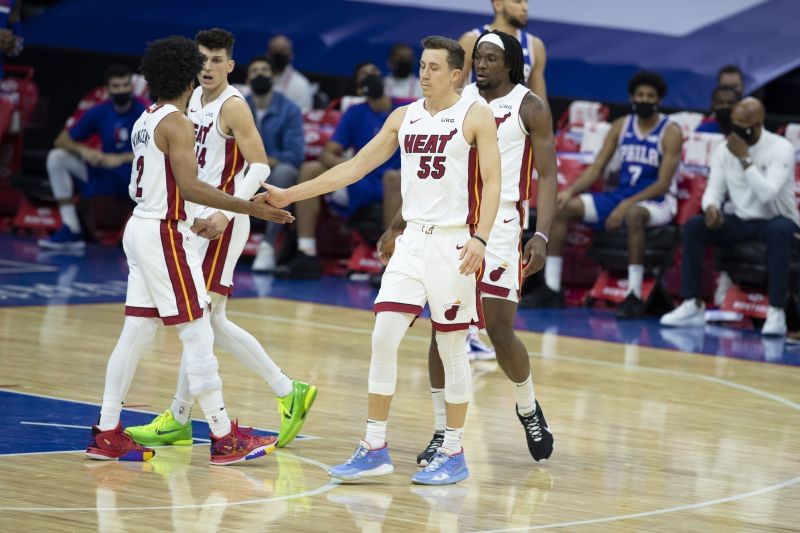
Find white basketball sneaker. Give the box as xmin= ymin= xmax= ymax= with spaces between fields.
xmin=761 ymin=306 xmax=787 ymax=336
xmin=660 ymin=299 xmax=706 ymax=327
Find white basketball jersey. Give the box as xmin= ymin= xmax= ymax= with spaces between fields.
xmin=398 ymin=96 xmax=482 ymax=226
xmin=129 ymin=103 xmax=191 ymax=223
xmin=187 ymin=85 xmax=246 ymax=195
xmin=462 ymin=83 xmax=533 ymax=203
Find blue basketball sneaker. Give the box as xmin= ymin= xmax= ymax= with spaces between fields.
xmin=411 ymin=449 xmax=469 ymax=485
xmin=38 ymin=225 xmax=85 ymax=250
xmin=328 ymin=442 xmax=394 ymax=481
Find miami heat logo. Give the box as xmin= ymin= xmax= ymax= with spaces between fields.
xmin=495 ymin=112 xmax=511 ymax=127
xmin=444 ymin=300 xmax=462 ymax=321
xmin=489 ymin=262 xmax=509 ymax=282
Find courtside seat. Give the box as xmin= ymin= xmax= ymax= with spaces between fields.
xmin=715 ymin=238 xmax=800 ymax=287
xmin=588 ymin=224 xmax=679 ymax=272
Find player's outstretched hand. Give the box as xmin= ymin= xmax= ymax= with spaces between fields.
xmin=190 ymin=217 xmax=224 ymax=240
xmin=522 ymin=236 xmax=546 ymax=277
xmin=377 ymin=228 xmax=401 ymax=266
xmin=459 ymin=237 xmax=485 ymax=276
xmin=248 ymin=196 xmax=295 ymax=224
xmin=260 ymin=183 xmax=291 ymax=208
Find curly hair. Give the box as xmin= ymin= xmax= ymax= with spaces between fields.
xmin=472 ymin=30 xmax=524 ymax=85
xmin=196 ymin=28 xmax=234 ymax=58
xmin=628 ymin=71 xmax=667 ymax=98
xmin=139 ymin=36 xmax=203 ymax=101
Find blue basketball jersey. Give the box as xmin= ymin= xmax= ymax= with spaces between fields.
xmin=617 ymin=114 xmax=670 ymax=194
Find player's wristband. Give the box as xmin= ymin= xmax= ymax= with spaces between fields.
xmin=533 ymin=232 xmax=549 ymax=243
xmin=472 ymin=235 xmax=487 ymax=247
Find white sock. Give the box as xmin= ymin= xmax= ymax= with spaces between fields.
xmin=197 ymin=389 xmax=231 ymax=438
xmin=170 ymin=397 xmax=193 ymax=425
xmin=99 ymin=400 xmax=122 ymax=431
xmin=59 ymin=204 xmax=81 ymax=233
xmin=431 ymin=388 xmax=446 ymax=433
xmin=628 ymin=264 xmax=644 ymax=298
xmin=441 ymin=426 xmax=464 ymax=455
xmin=364 ymin=419 xmax=387 ymax=449
xmin=544 ymin=256 xmax=563 ymax=292
xmin=514 ymin=375 xmax=536 ymax=417
xmin=298 ymin=237 xmax=317 ymax=256
xmin=209 ymin=294 xmax=293 ymax=397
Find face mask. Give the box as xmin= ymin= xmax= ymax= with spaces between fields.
xmin=714 ymin=108 xmax=732 ymax=134
xmin=270 ymin=53 xmax=290 ymax=72
xmin=732 ymin=123 xmax=758 ymax=145
xmin=392 ymin=60 xmax=413 ymax=79
xmin=360 ymin=74 xmax=384 ymax=99
xmin=632 ymin=101 xmax=657 ymax=119
xmin=250 ymin=75 xmax=273 ymax=96
xmin=111 ymin=91 xmax=132 ymax=107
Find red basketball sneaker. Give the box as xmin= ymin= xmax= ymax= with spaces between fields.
xmin=86 ymin=423 xmax=155 ymax=462
xmin=210 ymin=420 xmax=277 ymax=465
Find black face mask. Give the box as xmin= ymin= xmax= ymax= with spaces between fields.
xmin=392 ymin=60 xmax=413 ymax=79
xmin=360 ymin=74 xmax=384 ymax=99
xmin=732 ymin=123 xmax=758 ymax=145
xmin=111 ymin=91 xmax=132 ymax=107
xmin=250 ymin=75 xmax=273 ymax=96
xmin=632 ymin=101 xmax=658 ymax=119
xmin=714 ymin=108 xmax=732 ymax=134
xmin=270 ymin=53 xmax=290 ymax=73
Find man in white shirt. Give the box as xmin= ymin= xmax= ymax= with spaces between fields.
xmin=384 ymin=43 xmax=422 ymax=99
xmin=661 ymin=98 xmax=798 ymax=335
xmin=266 ymin=35 xmax=314 ymax=113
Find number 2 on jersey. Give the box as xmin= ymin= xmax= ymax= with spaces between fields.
xmin=417 ymin=155 xmax=446 ymax=179
xmin=134 ymin=156 xmax=144 ymax=198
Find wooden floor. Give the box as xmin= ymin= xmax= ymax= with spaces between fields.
xmin=1 ymin=298 xmax=799 ymax=532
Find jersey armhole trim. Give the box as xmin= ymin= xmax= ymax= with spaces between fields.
xmin=461 ymin=100 xmax=480 ymax=145
xmin=216 ymin=94 xmax=244 ymax=140
xmin=152 ymin=109 xmax=183 ymax=156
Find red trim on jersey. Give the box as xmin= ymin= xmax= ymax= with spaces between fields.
xmin=159 ymin=220 xmax=203 ymax=325
xmin=164 ymin=156 xmax=187 ymax=221
xmin=147 ymin=104 xmax=164 ymax=114
xmin=373 ymin=302 xmax=424 ymax=316
xmin=203 ymin=218 xmax=235 ymax=296
xmin=466 ymin=147 xmax=483 ymax=224
xmin=478 ymin=281 xmax=511 ymax=298
xmin=519 ymin=136 xmax=533 ymax=201
xmin=431 ymin=320 xmax=472 ymax=332
xmin=474 ymin=254 xmax=486 ymax=329
xmin=220 ymin=139 xmax=243 ymax=193
xmin=516 ymin=200 xmax=525 ymax=300
xmin=124 ymin=306 xmax=160 ymax=318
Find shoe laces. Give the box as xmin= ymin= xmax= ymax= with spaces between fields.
xmin=423 ymin=450 xmax=449 ymax=472
xmin=424 ymin=434 xmax=444 ymax=455
xmin=345 ymin=445 xmax=369 ymax=465
xmin=522 ymin=412 xmax=543 ymax=442
xmin=149 ymin=410 xmax=172 ymax=431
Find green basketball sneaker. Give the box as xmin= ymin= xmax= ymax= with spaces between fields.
xmin=124 ymin=410 xmax=193 ymax=447
xmin=276 ymin=381 xmax=317 ymax=447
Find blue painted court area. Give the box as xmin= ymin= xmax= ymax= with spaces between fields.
xmin=0 ymin=389 xmax=294 ymax=456
xmin=2 ymin=233 xmax=799 ymax=366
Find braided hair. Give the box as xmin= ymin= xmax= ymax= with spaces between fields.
xmin=472 ymin=29 xmax=525 ymax=85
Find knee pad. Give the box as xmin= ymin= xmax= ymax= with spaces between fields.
xmin=185 ymin=354 xmax=222 ymax=397
xmin=438 ymin=331 xmax=472 ymax=404
xmin=367 ymin=312 xmax=412 ymax=396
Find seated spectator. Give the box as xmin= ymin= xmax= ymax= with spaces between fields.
xmin=696 ymin=85 xmax=741 ymax=135
xmin=384 ymin=43 xmax=421 ymax=99
xmin=661 ymin=98 xmax=798 ymax=336
xmin=717 ymin=64 xmax=745 ymax=95
xmin=524 ymin=71 xmax=682 ymax=318
xmin=244 ymin=56 xmax=305 ymax=271
xmin=0 ymin=0 xmax=22 ymax=78
xmin=266 ymin=35 xmax=313 ymax=113
xmin=276 ymin=62 xmax=403 ymax=279
xmin=38 ymin=64 xmax=147 ymax=250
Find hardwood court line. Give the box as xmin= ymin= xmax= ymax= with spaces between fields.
xmin=0 ymin=452 xmax=339 ymax=512
xmin=228 ymin=309 xmax=800 ymax=525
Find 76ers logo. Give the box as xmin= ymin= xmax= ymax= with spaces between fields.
xmin=444 ymin=300 xmax=462 ymax=321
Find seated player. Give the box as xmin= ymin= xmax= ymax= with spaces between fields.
xmin=523 ymin=71 xmax=682 ymax=319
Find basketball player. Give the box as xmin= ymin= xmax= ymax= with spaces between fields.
xmin=456 ymin=0 xmax=547 ymax=99
xmin=125 ymin=29 xmax=317 ymax=450
xmin=264 ymin=36 xmax=501 ymax=485
xmin=85 ymin=36 xmax=293 ymax=464
xmin=526 ymin=71 xmax=682 ymax=319
xmin=380 ymin=31 xmax=557 ymax=466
